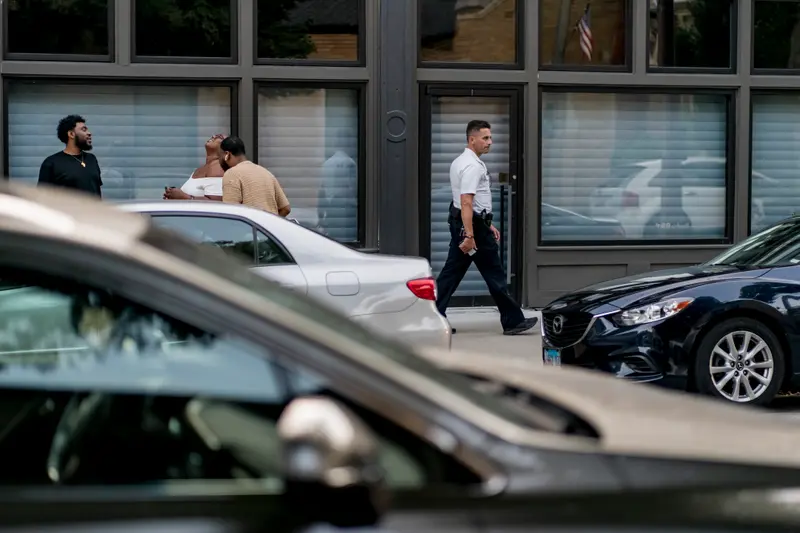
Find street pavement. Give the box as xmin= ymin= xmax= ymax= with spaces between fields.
xmin=446 ymin=307 xmax=800 ymax=416
xmin=448 ymin=307 xmax=541 ymax=366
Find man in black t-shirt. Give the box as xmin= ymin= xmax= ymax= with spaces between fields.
xmin=37 ymin=114 xmax=103 ymax=197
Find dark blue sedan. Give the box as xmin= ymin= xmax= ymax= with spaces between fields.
xmin=542 ymin=216 xmax=800 ymax=406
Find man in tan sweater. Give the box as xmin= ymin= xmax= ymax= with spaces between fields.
xmin=218 ymin=136 xmax=291 ymax=217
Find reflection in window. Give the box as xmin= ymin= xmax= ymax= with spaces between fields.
xmin=649 ymin=0 xmax=732 ymax=69
xmin=0 ymin=282 xmax=280 ymax=400
xmin=754 ymin=0 xmax=800 ymax=70
xmin=539 ymin=0 xmax=628 ymax=68
xmin=6 ymin=0 xmax=110 ymax=56
xmin=751 ymin=94 xmax=800 ymax=233
xmin=257 ymin=87 xmax=360 ymax=243
xmin=135 ymin=0 xmax=232 ymax=58
xmin=257 ymin=0 xmax=360 ymax=61
xmin=540 ymin=91 xmax=729 ymax=243
xmin=6 ymin=83 xmax=232 ymax=201
xmin=419 ymin=0 xmax=518 ymax=64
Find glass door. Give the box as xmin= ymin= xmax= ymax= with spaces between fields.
xmin=419 ymin=85 xmax=523 ymax=307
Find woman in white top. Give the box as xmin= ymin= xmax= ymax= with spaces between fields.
xmin=164 ymin=133 xmax=225 ymax=201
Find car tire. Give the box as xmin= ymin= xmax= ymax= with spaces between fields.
xmin=694 ymin=318 xmax=785 ymax=407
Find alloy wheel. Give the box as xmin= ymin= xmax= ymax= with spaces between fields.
xmin=709 ymin=330 xmax=774 ymax=403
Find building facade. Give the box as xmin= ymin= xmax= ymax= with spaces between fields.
xmin=1 ymin=0 xmax=798 ymax=308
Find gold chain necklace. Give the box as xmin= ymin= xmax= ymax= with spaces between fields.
xmin=67 ymin=152 xmax=86 ymax=168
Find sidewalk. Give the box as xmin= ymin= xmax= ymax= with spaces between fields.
xmin=447 ymin=307 xmax=542 ymax=366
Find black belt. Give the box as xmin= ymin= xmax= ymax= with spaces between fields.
xmin=449 ymin=202 xmax=493 ymax=222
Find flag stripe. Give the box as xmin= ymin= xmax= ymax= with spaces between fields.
xmin=577 ymin=6 xmax=593 ymax=61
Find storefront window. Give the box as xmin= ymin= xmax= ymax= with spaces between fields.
xmin=540 ymin=91 xmax=730 ymax=244
xmin=256 ymin=86 xmax=361 ymax=244
xmin=751 ymin=93 xmax=800 ymax=233
xmin=754 ymin=0 xmax=800 ymax=70
xmin=648 ymin=0 xmax=734 ymax=70
xmin=539 ymin=0 xmax=628 ymax=69
xmin=6 ymin=82 xmax=232 ymax=200
xmin=256 ymin=0 xmax=360 ymax=62
xmin=6 ymin=0 xmax=110 ymax=57
xmin=134 ymin=0 xmax=233 ymax=59
xmin=419 ymin=0 xmax=519 ymax=65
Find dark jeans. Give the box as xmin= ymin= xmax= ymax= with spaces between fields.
xmin=435 ymin=212 xmax=525 ymax=331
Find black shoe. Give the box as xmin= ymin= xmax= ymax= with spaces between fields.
xmin=451 ymin=328 xmax=457 ymax=334
xmin=503 ymin=317 xmax=538 ymax=336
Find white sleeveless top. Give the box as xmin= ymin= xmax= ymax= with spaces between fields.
xmin=180 ymin=175 xmax=223 ymax=197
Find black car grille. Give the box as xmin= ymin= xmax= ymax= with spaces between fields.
xmin=542 ymin=311 xmax=593 ymax=348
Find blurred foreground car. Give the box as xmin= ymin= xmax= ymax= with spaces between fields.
xmin=6 ymin=183 xmax=800 ymax=530
xmin=115 ymin=200 xmax=450 ymax=350
xmin=542 ymin=215 xmax=800 ymax=407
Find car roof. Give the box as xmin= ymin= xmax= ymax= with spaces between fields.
xmin=113 ymin=199 xmax=269 ymax=216
xmin=0 ymin=182 xmax=148 ymax=252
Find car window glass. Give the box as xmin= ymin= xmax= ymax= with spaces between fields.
xmin=256 ymin=230 xmax=292 ymax=265
xmin=149 ymin=215 xmax=257 ymax=265
xmin=708 ymin=219 xmax=800 ymax=267
xmin=0 ymin=271 xmax=472 ymax=491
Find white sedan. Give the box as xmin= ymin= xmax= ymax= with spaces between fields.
xmin=117 ymin=201 xmax=451 ymax=349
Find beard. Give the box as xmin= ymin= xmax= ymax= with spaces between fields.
xmin=76 ymin=137 xmax=93 ymax=151
xmin=220 ymin=159 xmax=230 ymax=172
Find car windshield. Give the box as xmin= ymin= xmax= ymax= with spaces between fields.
xmin=138 ymin=225 xmax=566 ymax=432
xmin=706 ymin=218 xmax=800 ymax=268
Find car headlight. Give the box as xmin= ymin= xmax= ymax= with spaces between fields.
xmin=614 ymin=297 xmax=694 ymax=327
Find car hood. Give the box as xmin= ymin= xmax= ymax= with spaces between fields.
xmin=544 ymin=264 xmax=770 ymax=313
xmin=417 ymin=347 xmax=800 ymax=469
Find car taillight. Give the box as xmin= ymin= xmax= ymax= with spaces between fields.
xmin=407 ymin=277 xmax=437 ymax=301
xmin=621 ymin=190 xmax=639 ymax=208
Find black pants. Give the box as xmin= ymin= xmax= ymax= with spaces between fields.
xmin=435 ymin=210 xmax=525 ymax=331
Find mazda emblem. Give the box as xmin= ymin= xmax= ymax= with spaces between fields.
xmin=552 ymin=315 xmax=565 ymax=334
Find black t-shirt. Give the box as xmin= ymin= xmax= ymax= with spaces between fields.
xmin=37 ymin=151 xmax=103 ymax=197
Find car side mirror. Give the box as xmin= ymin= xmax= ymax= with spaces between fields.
xmin=277 ymin=395 xmax=389 ymax=528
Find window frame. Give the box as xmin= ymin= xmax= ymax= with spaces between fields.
xmin=2 ymin=0 xmax=115 ymax=62
xmin=416 ymin=0 xmax=525 ymax=70
xmin=146 ymin=212 xmax=296 ymax=266
xmin=130 ymin=0 xmax=238 ymax=64
xmin=538 ymin=0 xmax=632 ymax=73
xmin=1 ymin=77 xmax=239 ymax=181
xmin=646 ymin=0 xmax=738 ymax=74
xmin=252 ymin=0 xmax=366 ymax=67
xmin=751 ymin=0 xmax=800 ymax=74
xmin=537 ymin=85 xmax=736 ymax=248
xmin=252 ymin=81 xmax=367 ymax=248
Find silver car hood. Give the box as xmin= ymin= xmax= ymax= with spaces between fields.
xmin=418 ymin=347 xmax=800 ymax=468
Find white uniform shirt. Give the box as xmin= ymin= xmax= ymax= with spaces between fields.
xmin=450 ymin=148 xmax=493 ymax=214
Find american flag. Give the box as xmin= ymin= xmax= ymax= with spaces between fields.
xmin=577 ymin=3 xmax=593 ymax=62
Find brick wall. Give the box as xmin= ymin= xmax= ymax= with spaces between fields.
xmin=421 ymin=0 xmax=517 ymax=63
xmin=309 ymin=34 xmax=358 ymax=61
xmin=539 ymin=0 xmax=626 ymax=65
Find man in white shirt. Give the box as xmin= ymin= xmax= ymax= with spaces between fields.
xmin=435 ymin=120 xmax=538 ymax=336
